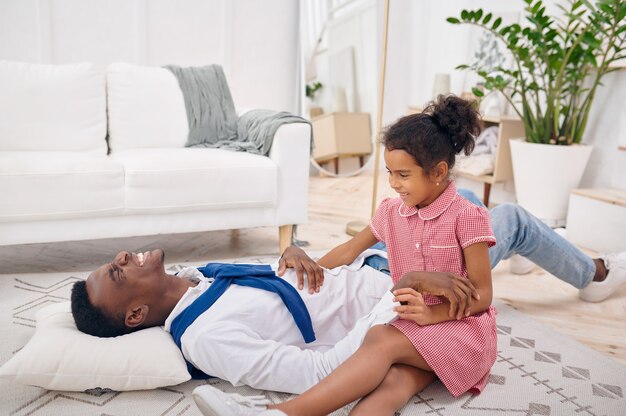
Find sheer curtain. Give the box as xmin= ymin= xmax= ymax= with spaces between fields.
xmin=299 ymin=0 xmax=368 ymax=116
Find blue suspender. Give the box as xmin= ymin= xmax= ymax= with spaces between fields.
xmin=169 ymin=263 xmax=316 ymax=379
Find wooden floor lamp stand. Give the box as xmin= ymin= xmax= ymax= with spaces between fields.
xmin=346 ymin=0 xmax=390 ymax=237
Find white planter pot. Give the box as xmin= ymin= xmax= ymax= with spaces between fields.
xmin=510 ymin=139 xmax=593 ymax=227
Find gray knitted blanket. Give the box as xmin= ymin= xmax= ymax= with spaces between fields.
xmin=165 ymin=65 xmax=309 ymax=156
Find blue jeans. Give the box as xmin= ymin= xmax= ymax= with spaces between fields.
xmin=364 ymin=189 xmax=595 ymax=289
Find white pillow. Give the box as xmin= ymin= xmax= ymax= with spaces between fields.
xmin=0 ymin=60 xmax=107 ymax=154
xmin=0 ymin=302 xmax=190 ymax=391
xmin=106 ymin=63 xmax=189 ymax=151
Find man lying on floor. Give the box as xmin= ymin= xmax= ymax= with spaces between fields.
xmin=72 ymin=246 xmax=474 ymax=394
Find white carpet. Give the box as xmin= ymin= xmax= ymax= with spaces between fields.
xmin=1 ymin=255 xmax=625 ymax=416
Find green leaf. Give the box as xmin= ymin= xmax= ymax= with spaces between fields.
xmin=582 ymin=31 xmax=601 ymax=47
xmin=455 ymin=64 xmax=470 ymax=70
xmin=461 ymin=10 xmax=468 ymax=20
xmin=475 ymin=9 xmax=483 ymax=21
xmin=598 ymin=3 xmax=613 ymax=15
xmin=519 ymin=47 xmax=530 ymax=59
xmin=471 ymin=87 xmax=485 ymax=97
xmin=446 ymin=17 xmax=460 ymax=24
xmin=537 ymin=6 xmax=546 ymax=19
xmin=572 ymin=0 xmax=583 ymax=12
xmin=482 ymin=13 xmax=492 ymax=24
xmin=493 ymin=17 xmax=503 ymax=29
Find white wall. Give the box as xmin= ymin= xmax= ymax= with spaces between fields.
xmin=0 ymin=0 xmax=300 ymax=113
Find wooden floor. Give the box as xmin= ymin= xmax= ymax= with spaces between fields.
xmin=1 ymin=172 xmax=624 ymax=364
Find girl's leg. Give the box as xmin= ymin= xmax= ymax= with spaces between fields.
xmin=269 ymin=325 xmax=431 ymax=416
xmin=349 ymin=364 xmax=435 ymax=416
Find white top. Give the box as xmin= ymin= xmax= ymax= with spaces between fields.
xmin=163 ymin=251 xmax=397 ymax=394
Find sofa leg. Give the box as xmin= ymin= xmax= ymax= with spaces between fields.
xmin=279 ymin=225 xmax=293 ymax=254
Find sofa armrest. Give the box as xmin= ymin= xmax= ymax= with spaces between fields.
xmin=268 ymin=122 xmax=311 ymax=226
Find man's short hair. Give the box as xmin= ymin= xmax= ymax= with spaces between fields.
xmin=70 ymin=280 xmax=131 ymax=338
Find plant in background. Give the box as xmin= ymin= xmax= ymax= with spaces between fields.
xmin=305 ymin=81 xmax=323 ymax=100
xmin=448 ymin=0 xmax=626 ymax=145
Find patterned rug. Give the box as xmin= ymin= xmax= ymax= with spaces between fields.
xmin=1 ymin=255 xmax=624 ymax=416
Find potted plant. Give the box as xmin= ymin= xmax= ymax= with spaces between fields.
xmin=448 ymin=0 xmax=626 ymax=226
xmin=305 ymin=81 xmax=324 ymax=118
xmin=306 ymin=81 xmax=323 ymax=100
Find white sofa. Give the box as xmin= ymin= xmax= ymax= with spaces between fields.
xmin=0 ymin=61 xmax=311 ymax=252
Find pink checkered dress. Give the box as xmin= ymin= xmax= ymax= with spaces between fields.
xmin=370 ymin=181 xmax=498 ymax=397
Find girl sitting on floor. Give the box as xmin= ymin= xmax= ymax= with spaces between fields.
xmin=194 ymin=94 xmax=498 ymax=416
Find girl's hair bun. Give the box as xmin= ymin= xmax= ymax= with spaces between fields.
xmin=424 ymin=94 xmax=480 ymax=156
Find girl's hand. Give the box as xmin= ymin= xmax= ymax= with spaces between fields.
xmin=392 ymin=271 xmax=479 ymax=320
xmin=392 ymin=288 xmax=433 ymax=326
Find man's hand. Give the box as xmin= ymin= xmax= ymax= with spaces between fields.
xmin=393 ymin=288 xmax=433 ymax=326
xmin=392 ymin=271 xmax=480 ymax=320
xmin=277 ymin=246 xmax=324 ymax=294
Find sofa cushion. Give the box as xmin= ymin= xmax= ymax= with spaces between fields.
xmin=0 ymin=61 xmax=107 ymax=154
xmin=110 ymin=148 xmax=277 ymax=214
xmin=107 ymin=63 xmax=189 ymax=151
xmin=0 ymin=152 xmax=124 ymax=222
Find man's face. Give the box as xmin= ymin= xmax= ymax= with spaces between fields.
xmin=85 ymin=249 xmax=166 ymax=317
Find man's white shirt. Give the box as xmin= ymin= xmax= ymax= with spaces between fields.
xmin=163 ymin=251 xmax=398 ymax=394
